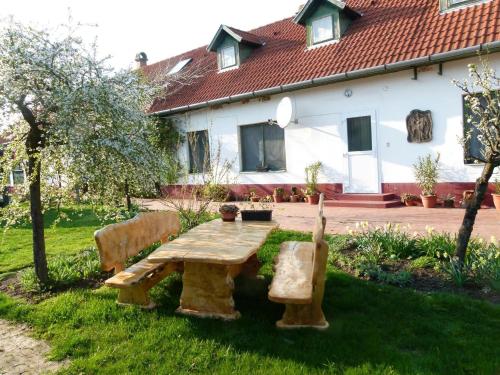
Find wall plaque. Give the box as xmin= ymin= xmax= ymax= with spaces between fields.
xmin=406 ymin=110 xmax=433 ymax=143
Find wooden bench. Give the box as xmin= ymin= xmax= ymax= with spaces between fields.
xmin=268 ymin=194 xmax=329 ymax=329
xmin=94 ymin=211 xmax=181 ymax=309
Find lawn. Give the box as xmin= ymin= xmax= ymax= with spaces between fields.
xmin=0 ymin=207 xmax=106 ymax=274
xmin=0 ymin=212 xmax=499 ymax=374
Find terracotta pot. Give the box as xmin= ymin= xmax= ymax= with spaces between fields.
xmin=493 ymin=193 xmax=500 ymax=210
xmin=273 ymin=195 xmax=284 ymax=203
xmin=250 ymin=197 xmax=260 ymax=202
xmin=290 ymin=195 xmax=299 ymax=203
xmin=221 ymin=212 xmax=237 ymax=222
xmin=421 ymin=195 xmax=437 ymax=208
xmin=443 ymin=200 xmax=455 ymax=208
xmin=307 ymin=194 xmax=320 ymax=205
xmin=404 ymin=200 xmax=418 ymax=207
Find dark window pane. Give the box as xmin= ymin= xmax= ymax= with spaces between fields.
xmin=347 ymin=116 xmax=372 ymax=152
xmin=12 ymin=170 xmax=24 ymax=185
xmin=188 ymin=130 xmax=209 ymax=173
xmin=264 ymin=124 xmax=286 ymax=170
xmin=463 ymin=94 xmax=488 ymax=164
xmin=240 ymin=123 xmax=285 ymax=172
xmin=241 ymin=124 xmax=264 ymax=172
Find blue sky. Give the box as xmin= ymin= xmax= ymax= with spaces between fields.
xmin=1 ymin=0 xmax=303 ymax=69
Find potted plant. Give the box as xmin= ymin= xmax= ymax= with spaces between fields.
xmin=249 ymin=188 xmax=260 ymax=202
xmin=303 ymin=161 xmax=322 ymax=205
xmin=289 ymin=187 xmax=300 ymax=203
xmin=273 ymin=187 xmax=285 ymax=203
xmin=461 ymin=190 xmax=475 ymax=208
xmin=241 ymin=196 xmax=273 ymax=221
xmin=442 ymin=194 xmax=455 ymax=208
xmin=493 ymin=179 xmax=500 ymax=210
xmin=413 ymin=153 xmax=440 ymax=208
xmin=400 ymin=193 xmax=419 ymax=206
xmin=219 ymin=204 xmax=240 ymax=222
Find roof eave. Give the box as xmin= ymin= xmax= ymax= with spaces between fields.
xmin=207 ymin=25 xmax=245 ymax=52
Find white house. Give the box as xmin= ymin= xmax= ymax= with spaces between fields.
xmin=142 ymin=0 xmax=500 ymax=207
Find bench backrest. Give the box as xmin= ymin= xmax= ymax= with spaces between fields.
xmin=94 ymin=211 xmax=181 ymax=273
xmin=311 ymin=194 xmax=328 ymax=298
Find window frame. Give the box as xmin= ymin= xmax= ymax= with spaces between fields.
xmin=239 ymin=123 xmax=287 ymax=173
xmin=311 ymin=15 xmax=335 ymax=45
xmin=441 ymin=0 xmax=485 ymax=11
xmin=219 ymin=44 xmax=238 ymax=70
xmin=187 ymin=130 xmax=210 ymax=174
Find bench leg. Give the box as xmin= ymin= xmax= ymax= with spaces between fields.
xmin=177 ymin=262 xmax=240 ymax=320
xmin=114 ymin=262 xmax=181 ymax=309
xmin=277 ymin=304 xmax=329 ymax=330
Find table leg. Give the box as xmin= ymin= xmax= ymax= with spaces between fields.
xmin=177 ymin=262 xmax=241 ymax=320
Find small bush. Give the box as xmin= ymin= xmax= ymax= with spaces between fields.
xmin=202 ymin=184 xmax=230 ymax=202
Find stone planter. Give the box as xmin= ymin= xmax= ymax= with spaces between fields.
xmin=493 ymin=193 xmax=500 ymax=210
xmin=307 ymin=194 xmax=320 ymax=205
xmin=421 ymin=195 xmax=437 ymax=208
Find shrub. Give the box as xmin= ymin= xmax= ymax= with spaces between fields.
xmin=203 ymin=184 xmax=230 ymax=202
xmin=413 ymin=153 xmax=440 ymax=196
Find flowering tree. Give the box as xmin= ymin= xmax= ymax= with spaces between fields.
xmin=0 ymin=20 xmax=169 ymax=285
xmin=454 ymin=57 xmax=499 ymax=265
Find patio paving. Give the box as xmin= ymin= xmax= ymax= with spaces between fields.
xmin=139 ymin=199 xmax=499 ymax=240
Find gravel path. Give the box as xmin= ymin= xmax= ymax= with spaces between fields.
xmin=0 ymin=319 xmax=65 ymax=375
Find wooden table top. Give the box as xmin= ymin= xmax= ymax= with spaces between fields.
xmin=148 ymin=219 xmax=278 ymax=265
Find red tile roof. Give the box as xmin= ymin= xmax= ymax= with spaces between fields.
xmin=145 ymin=0 xmax=500 ymax=114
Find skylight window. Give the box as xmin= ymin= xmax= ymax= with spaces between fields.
xmin=168 ymin=58 xmax=192 ymax=75
xmin=312 ymin=16 xmax=334 ymax=44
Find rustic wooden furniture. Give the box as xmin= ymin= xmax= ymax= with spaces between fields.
xmin=94 ymin=211 xmax=181 ymax=309
xmin=148 ymin=219 xmax=278 ymax=320
xmin=268 ymin=194 xmax=329 ymax=329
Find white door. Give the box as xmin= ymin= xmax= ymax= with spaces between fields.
xmin=343 ymin=115 xmax=380 ymax=193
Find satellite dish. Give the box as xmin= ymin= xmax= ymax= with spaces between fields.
xmin=276 ymin=97 xmax=295 ymax=128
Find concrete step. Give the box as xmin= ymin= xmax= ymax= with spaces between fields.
xmin=333 ymin=193 xmax=398 ymax=202
xmin=324 ymin=199 xmax=403 ymax=209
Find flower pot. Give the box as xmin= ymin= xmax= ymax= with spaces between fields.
xmin=273 ymin=195 xmax=284 ymax=203
xmin=241 ymin=210 xmax=273 ymax=221
xmin=250 ymin=197 xmax=260 ymax=202
xmin=421 ymin=195 xmax=437 ymax=208
xmin=221 ymin=212 xmax=237 ymax=222
xmin=404 ymin=200 xmax=418 ymax=207
xmin=443 ymin=200 xmax=455 ymax=208
xmin=307 ymin=194 xmax=320 ymax=205
xmin=290 ymin=195 xmax=299 ymax=203
xmin=493 ymin=193 xmax=500 ymax=210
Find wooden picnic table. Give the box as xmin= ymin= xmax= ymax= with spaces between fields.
xmin=148 ymin=219 xmax=278 ymax=320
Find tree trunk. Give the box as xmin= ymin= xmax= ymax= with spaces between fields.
xmin=125 ymin=180 xmax=132 ymax=212
xmin=455 ymin=162 xmax=495 ymax=264
xmin=26 ymin=126 xmax=48 ymax=285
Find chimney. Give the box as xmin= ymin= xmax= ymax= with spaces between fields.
xmin=135 ymin=52 xmax=148 ymax=68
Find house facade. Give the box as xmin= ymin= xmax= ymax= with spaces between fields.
xmin=142 ymin=0 xmax=500 ymax=205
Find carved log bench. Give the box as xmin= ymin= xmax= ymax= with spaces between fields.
xmin=94 ymin=211 xmax=181 ymax=309
xmin=268 ymin=194 xmax=329 ymax=329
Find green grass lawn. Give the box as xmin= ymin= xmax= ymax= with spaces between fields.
xmin=0 ymin=207 xmax=104 ymax=274
xmin=0 ymin=228 xmax=499 ymax=374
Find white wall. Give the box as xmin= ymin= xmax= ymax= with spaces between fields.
xmin=173 ymin=54 xmax=500 ymax=187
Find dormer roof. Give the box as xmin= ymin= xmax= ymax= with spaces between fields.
xmin=207 ymin=25 xmax=264 ymax=52
xmin=294 ymin=0 xmax=362 ymax=24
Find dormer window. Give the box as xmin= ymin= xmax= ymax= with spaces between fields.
xmin=220 ymin=45 xmax=237 ymax=69
xmin=440 ymin=0 xmax=485 ymax=11
xmin=207 ymin=24 xmax=263 ymax=72
xmin=312 ymin=15 xmax=334 ymax=44
xmin=294 ymin=0 xmax=361 ymax=48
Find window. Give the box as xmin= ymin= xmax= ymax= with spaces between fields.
xmin=187 ymin=130 xmax=210 ymax=173
xmin=168 ymin=58 xmax=192 ymax=75
xmin=240 ymin=123 xmax=286 ymax=172
xmin=12 ymin=168 xmax=24 ymax=185
xmin=220 ymin=45 xmax=237 ymax=69
xmin=442 ymin=0 xmax=482 ymax=10
xmin=347 ymin=116 xmax=372 ymax=152
xmin=463 ymin=94 xmax=488 ymax=164
xmin=312 ymin=16 xmax=334 ymax=45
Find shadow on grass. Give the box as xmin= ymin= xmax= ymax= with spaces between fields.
xmin=151 ymin=272 xmax=499 ymax=374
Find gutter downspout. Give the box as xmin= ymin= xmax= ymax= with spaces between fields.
xmin=151 ymin=41 xmax=500 ymax=117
